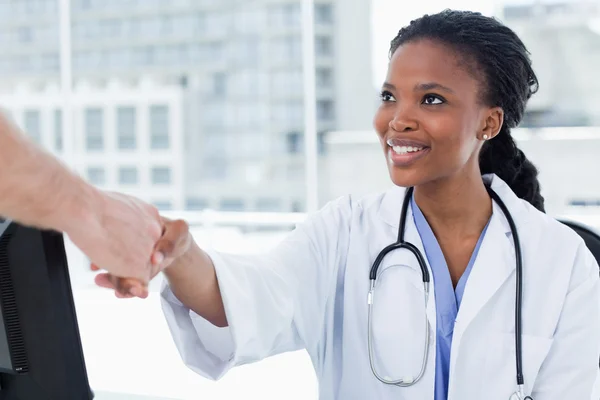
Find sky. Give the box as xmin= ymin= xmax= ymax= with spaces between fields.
xmin=370 ymin=0 xmax=497 ymax=87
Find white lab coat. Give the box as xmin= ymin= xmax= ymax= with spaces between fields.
xmin=161 ymin=174 xmax=600 ymax=399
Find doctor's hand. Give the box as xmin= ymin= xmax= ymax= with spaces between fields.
xmin=92 ymin=216 xmax=192 ymax=299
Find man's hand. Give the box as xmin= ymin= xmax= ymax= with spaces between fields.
xmin=67 ymin=191 xmax=164 ymax=296
xmin=92 ymin=216 xmax=192 ymax=298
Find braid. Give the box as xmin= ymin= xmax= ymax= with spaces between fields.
xmin=479 ymin=126 xmax=545 ymax=212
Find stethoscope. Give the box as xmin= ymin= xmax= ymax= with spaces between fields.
xmin=367 ymin=184 xmax=532 ymax=400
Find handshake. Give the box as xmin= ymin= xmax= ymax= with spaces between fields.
xmin=68 ymin=191 xmax=193 ymax=299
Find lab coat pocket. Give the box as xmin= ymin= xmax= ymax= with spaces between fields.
xmin=369 ymin=263 xmax=428 ymax=382
xmin=482 ymin=332 xmax=553 ymax=398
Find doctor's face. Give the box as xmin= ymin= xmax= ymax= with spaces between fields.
xmin=373 ymin=39 xmax=492 ymax=188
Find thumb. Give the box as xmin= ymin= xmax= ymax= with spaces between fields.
xmin=152 ymin=219 xmax=188 ymax=266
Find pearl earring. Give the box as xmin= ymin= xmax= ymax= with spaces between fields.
xmin=483 ymin=134 xmax=489 ymax=140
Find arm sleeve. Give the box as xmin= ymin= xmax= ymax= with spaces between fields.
xmin=531 ymin=241 xmax=600 ymax=399
xmin=160 ymin=197 xmax=353 ymax=380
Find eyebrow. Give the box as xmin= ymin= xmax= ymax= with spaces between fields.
xmin=382 ymin=81 xmax=455 ymax=94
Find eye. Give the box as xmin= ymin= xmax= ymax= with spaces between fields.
xmin=422 ymin=94 xmax=444 ymax=105
xmin=380 ymin=90 xmax=396 ymax=103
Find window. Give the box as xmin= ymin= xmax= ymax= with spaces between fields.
xmin=271 ymin=37 xmax=301 ymax=63
xmin=256 ymin=198 xmax=282 ymax=212
xmin=286 ymin=131 xmax=303 ymax=154
xmin=117 ymin=107 xmax=136 ymax=150
xmin=185 ymin=197 xmax=209 ymax=210
xmin=271 ymin=70 xmax=302 ymax=96
xmin=316 ymin=68 xmax=333 ymax=88
xmin=85 ymin=108 xmax=104 ymax=151
xmin=315 ymin=3 xmax=333 ymax=24
xmin=212 ymin=72 xmax=227 ymax=95
xmin=149 ymin=105 xmax=169 ymax=149
xmin=315 ymin=35 xmax=333 ymax=57
xmin=23 ymin=110 xmax=41 ymax=144
xmin=17 ymin=27 xmax=32 ymax=43
xmin=317 ymin=99 xmax=334 ymax=121
xmin=201 ymin=158 xmax=228 ymax=180
xmin=118 ymin=167 xmax=138 ymax=185
xmin=268 ymin=3 xmax=300 ymax=28
xmin=86 ymin=167 xmax=105 ymax=185
xmin=54 ymin=110 xmax=63 ymax=151
xmin=153 ymin=201 xmax=173 ymax=211
xmin=219 ymin=198 xmax=244 ymax=211
xmin=151 ymin=167 xmax=172 ymax=185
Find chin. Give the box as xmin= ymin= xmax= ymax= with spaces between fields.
xmin=387 ymin=166 xmax=428 ymax=188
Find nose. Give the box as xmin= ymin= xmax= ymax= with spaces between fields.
xmin=389 ymin=107 xmax=418 ymax=132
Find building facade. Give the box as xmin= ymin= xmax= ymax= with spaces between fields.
xmin=0 ymin=0 xmax=376 ymax=212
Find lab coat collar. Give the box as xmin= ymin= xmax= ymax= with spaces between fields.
xmin=377 ymin=173 xmax=530 ymax=236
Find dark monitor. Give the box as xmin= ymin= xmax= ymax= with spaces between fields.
xmin=0 ymin=218 xmax=93 ymax=399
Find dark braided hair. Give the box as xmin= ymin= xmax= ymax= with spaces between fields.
xmin=390 ymin=9 xmax=545 ymax=212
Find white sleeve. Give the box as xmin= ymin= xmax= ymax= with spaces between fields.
xmin=160 ymin=197 xmax=353 ymax=380
xmin=532 ymin=241 xmax=600 ymax=399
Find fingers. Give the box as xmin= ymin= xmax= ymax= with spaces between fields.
xmin=94 ymin=273 xmax=148 ymax=299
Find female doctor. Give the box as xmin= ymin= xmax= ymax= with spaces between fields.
xmin=96 ymin=9 xmax=600 ymax=400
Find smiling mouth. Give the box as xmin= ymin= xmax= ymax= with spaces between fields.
xmin=390 ymin=145 xmax=425 ymax=155
xmin=387 ymin=144 xmax=430 ymax=166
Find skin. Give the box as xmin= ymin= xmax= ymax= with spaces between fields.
xmin=0 ymin=114 xmax=165 ymax=294
xmin=373 ymin=39 xmax=503 ymax=285
xmin=100 ymin=38 xmax=506 ymax=317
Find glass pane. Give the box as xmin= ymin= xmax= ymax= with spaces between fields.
xmin=85 ymin=108 xmax=104 ymax=151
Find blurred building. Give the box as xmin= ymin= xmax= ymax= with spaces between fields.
xmin=498 ymin=0 xmax=600 ymax=127
xmin=0 ymin=0 xmax=376 ymax=212
xmin=0 ymin=79 xmax=186 ymax=210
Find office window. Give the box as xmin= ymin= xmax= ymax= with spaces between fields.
xmin=315 ymin=4 xmax=333 ymax=24
xmin=317 ymin=99 xmax=334 ymax=121
xmin=86 ymin=167 xmax=105 ymax=185
xmin=118 ymin=167 xmax=138 ymax=185
xmin=23 ymin=110 xmax=41 ymax=144
xmin=256 ymin=198 xmax=282 ymax=212
xmin=316 ymin=68 xmax=333 ymax=88
xmin=117 ymin=107 xmax=136 ymax=150
xmin=219 ymin=198 xmax=244 ymax=211
xmin=17 ymin=27 xmax=32 ymax=43
xmin=212 ymin=72 xmax=227 ymax=95
xmin=315 ymin=35 xmax=333 ymax=56
xmin=271 ymin=70 xmax=302 ymax=96
xmin=268 ymin=3 xmax=300 ymax=28
xmin=153 ymin=201 xmax=172 ymax=211
xmin=149 ymin=105 xmax=169 ymax=149
xmin=54 ymin=110 xmax=63 ymax=151
xmin=286 ymin=131 xmax=303 ymax=154
xmin=185 ymin=197 xmax=209 ymax=210
xmin=151 ymin=167 xmax=172 ymax=185
xmin=271 ymin=37 xmax=301 ymax=63
xmin=85 ymin=108 xmax=104 ymax=151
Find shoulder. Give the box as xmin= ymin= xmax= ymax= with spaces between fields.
xmin=312 ymin=186 xmax=402 ymax=228
xmin=518 ymin=200 xmax=598 ymax=287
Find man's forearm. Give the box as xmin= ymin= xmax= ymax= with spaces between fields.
xmin=0 ymin=113 xmax=99 ymax=233
xmin=163 ymin=242 xmax=227 ymax=327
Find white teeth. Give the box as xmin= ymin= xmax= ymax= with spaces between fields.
xmin=392 ymin=145 xmax=423 ymax=154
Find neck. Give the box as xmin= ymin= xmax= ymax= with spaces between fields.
xmin=413 ymin=171 xmax=492 ymax=239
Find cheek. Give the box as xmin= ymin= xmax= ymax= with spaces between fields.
xmin=373 ymin=106 xmax=391 ymax=137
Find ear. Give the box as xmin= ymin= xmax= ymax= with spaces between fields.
xmin=480 ymin=107 xmax=504 ymax=140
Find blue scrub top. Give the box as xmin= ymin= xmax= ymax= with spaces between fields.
xmin=411 ymin=196 xmax=490 ymax=400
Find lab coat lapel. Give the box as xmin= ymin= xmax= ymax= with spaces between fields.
xmin=449 ymin=174 xmax=531 ymax=394
xmin=452 ymin=202 xmax=515 ymax=336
